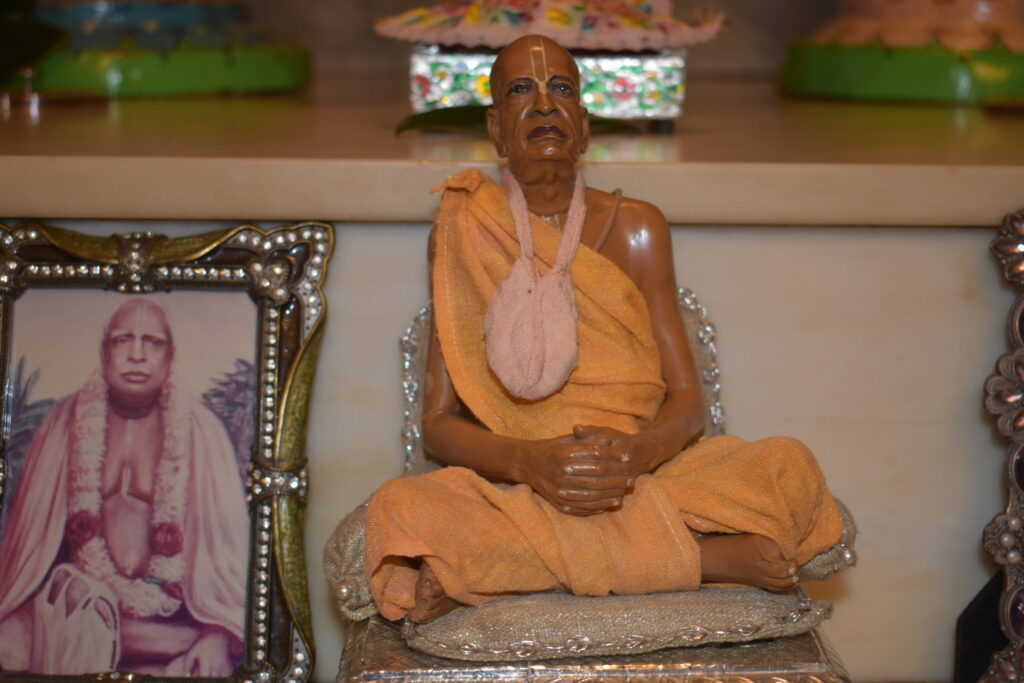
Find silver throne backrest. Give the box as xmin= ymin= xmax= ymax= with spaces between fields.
xmin=399 ymin=288 xmax=726 ymax=475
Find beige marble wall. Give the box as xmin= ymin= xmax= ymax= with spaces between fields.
xmin=246 ymin=0 xmax=843 ymax=79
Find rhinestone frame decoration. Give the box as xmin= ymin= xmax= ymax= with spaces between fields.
xmin=0 ymin=220 xmax=333 ymax=683
xmin=411 ymin=43 xmax=686 ymax=119
xmin=983 ymin=208 xmax=1024 ymax=682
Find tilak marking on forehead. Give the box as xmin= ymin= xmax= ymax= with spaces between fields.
xmin=528 ymin=36 xmax=550 ymax=95
xmin=109 ymin=303 xmax=168 ymax=340
xmin=108 ymin=307 xmax=142 ymax=337
xmin=132 ymin=307 xmax=146 ymax=334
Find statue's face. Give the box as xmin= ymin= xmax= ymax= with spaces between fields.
xmin=102 ymin=303 xmax=172 ymax=406
xmin=487 ymin=36 xmax=589 ymax=171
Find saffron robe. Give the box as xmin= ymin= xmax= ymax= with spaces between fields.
xmin=366 ymin=170 xmax=842 ymax=621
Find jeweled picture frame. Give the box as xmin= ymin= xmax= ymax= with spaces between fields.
xmin=0 ymin=221 xmax=332 ymax=683
xmin=984 ymin=209 xmax=1024 ymax=681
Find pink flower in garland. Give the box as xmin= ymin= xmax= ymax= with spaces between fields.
xmin=65 ymin=510 xmax=99 ymax=548
xmin=150 ymin=521 xmax=184 ymax=556
xmin=161 ymin=581 xmax=184 ymax=601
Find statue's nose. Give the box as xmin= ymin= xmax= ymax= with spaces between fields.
xmin=534 ymin=88 xmax=555 ymax=114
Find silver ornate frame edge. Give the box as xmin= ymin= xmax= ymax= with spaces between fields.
xmin=983 ymin=208 xmax=1024 ymax=681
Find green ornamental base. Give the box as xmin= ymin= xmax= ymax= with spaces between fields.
xmin=781 ymin=41 xmax=1024 ymax=105
xmin=26 ymin=43 xmax=310 ymax=98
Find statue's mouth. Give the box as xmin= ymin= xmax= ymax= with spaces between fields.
xmin=528 ymin=125 xmax=566 ymax=140
xmin=122 ymin=371 xmax=150 ymax=384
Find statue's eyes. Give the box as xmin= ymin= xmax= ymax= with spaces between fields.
xmin=505 ymin=79 xmax=573 ymax=97
xmin=552 ymin=81 xmax=574 ymax=96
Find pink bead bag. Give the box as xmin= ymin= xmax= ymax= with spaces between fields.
xmin=484 ymin=169 xmax=587 ymax=401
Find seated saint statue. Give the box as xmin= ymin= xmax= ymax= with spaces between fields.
xmin=364 ymin=34 xmax=843 ymax=625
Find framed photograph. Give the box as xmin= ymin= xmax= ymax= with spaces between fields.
xmin=0 ymin=221 xmax=332 ymax=683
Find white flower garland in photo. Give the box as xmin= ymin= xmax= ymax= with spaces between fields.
xmin=67 ymin=371 xmax=191 ymax=618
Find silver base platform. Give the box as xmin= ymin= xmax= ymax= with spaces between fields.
xmin=338 ymin=615 xmax=850 ymax=683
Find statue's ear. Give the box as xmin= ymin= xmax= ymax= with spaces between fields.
xmin=486 ymin=107 xmax=507 ymax=158
xmin=580 ymin=107 xmax=590 ymax=155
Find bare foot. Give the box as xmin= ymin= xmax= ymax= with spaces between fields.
xmin=407 ymin=563 xmax=464 ymax=624
xmin=697 ymin=533 xmax=799 ymax=593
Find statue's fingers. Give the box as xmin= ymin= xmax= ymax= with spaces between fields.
xmin=557 ymin=475 xmax=632 ymax=492
xmin=558 ymin=496 xmax=624 ymax=515
xmin=559 ymin=506 xmax=605 ymax=517
xmin=575 ymin=445 xmax=632 ymax=463
xmin=555 ymin=486 xmax=626 ymax=503
xmin=561 ymin=458 xmax=632 ymax=476
xmin=572 ymin=424 xmax=613 ymax=445
xmin=564 ymin=444 xmax=623 ymax=459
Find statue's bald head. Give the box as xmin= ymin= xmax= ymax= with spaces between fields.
xmin=490 ymin=35 xmax=581 ymax=107
xmin=486 ymin=34 xmax=589 ymax=167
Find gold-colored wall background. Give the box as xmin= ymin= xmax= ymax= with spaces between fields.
xmin=246 ymin=0 xmax=844 ymax=80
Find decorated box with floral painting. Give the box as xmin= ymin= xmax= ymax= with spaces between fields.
xmin=377 ymin=0 xmax=724 ymax=120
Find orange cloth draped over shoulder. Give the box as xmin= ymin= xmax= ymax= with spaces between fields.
xmin=365 ymin=169 xmax=842 ymax=621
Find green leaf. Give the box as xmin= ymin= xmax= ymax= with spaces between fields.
xmin=588 ymin=116 xmax=643 ymax=134
xmin=396 ymin=106 xmax=490 ymax=135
